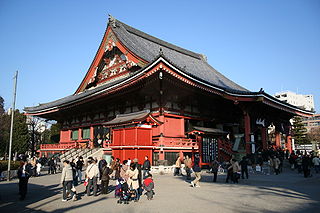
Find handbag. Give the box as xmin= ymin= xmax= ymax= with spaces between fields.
xmin=84 ymin=178 xmax=88 ymax=187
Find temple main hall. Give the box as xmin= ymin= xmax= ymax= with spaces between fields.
xmin=24 ymin=16 xmax=312 ymax=166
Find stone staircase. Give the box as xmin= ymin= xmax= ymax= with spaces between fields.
xmin=60 ymin=148 xmax=104 ymax=162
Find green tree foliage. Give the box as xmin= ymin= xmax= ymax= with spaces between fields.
xmin=49 ymin=123 xmax=61 ymax=143
xmin=0 ymin=96 xmax=4 ymax=114
xmin=0 ymin=109 xmax=29 ymax=156
xmin=292 ymin=116 xmax=310 ymax=145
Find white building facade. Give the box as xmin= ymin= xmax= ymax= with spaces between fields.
xmin=274 ymin=91 xmax=315 ymax=111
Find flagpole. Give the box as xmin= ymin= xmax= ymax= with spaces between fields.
xmin=7 ymin=70 xmax=18 ymax=181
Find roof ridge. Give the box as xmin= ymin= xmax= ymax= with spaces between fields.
xmin=115 ymin=19 xmax=203 ymax=60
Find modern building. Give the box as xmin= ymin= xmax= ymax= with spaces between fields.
xmin=302 ymin=114 xmax=320 ymax=132
xmin=274 ymin=91 xmax=315 ymax=111
xmin=24 ymin=16 xmax=313 ymax=166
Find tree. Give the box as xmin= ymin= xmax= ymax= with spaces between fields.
xmin=292 ymin=116 xmax=310 ymax=145
xmin=0 ymin=96 xmax=4 ymax=115
xmin=0 ymin=109 xmax=29 ymax=156
xmin=27 ymin=116 xmax=48 ymax=157
xmin=12 ymin=111 xmax=29 ymax=154
xmin=307 ymin=127 xmax=320 ymax=143
xmin=49 ymin=122 xmax=61 ymax=143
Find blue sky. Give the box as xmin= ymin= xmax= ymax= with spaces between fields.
xmin=0 ymin=0 xmax=319 ymax=113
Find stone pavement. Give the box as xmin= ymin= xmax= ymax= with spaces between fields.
xmin=0 ymin=167 xmax=319 ymax=213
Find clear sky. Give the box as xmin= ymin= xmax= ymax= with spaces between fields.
xmin=0 ymin=0 xmax=319 ymax=113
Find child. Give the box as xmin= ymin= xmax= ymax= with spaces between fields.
xmin=36 ymin=161 xmax=42 ymax=176
xmin=143 ymin=174 xmax=154 ymax=200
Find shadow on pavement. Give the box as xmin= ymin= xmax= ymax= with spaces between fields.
xmin=173 ymin=168 xmax=320 ymax=213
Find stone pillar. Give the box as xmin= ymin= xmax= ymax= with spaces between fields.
xmin=261 ymin=127 xmax=267 ymax=150
xmin=244 ymin=111 xmax=251 ymax=154
xmin=275 ymin=131 xmax=281 ymax=148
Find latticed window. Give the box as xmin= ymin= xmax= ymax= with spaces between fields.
xmin=82 ymin=128 xmax=90 ymax=139
xmin=71 ymin=130 xmax=79 ymax=140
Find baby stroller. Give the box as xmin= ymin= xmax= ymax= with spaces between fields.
xmin=116 ymin=179 xmax=130 ymax=204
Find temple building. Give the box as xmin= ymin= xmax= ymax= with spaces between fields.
xmin=24 ymin=16 xmax=313 ymax=166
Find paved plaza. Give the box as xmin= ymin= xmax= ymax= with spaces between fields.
xmin=0 ymin=167 xmax=319 ymax=213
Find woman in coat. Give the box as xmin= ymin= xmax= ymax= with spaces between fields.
xmin=120 ymin=160 xmax=129 ymax=181
xmin=100 ymin=161 xmax=110 ymax=194
xmin=126 ymin=163 xmax=140 ymax=202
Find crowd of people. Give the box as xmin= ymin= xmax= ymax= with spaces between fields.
xmin=172 ymin=148 xmax=320 ymax=187
xmin=289 ymin=151 xmax=320 ymax=177
xmin=60 ymin=155 xmax=155 ymax=203
xmin=13 ymin=148 xmax=320 ymax=202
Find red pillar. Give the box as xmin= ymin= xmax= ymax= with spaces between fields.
xmin=261 ymin=127 xmax=267 ymax=150
xmin=286 ymin=135 xmax=292 ymax=153
xmin=90 ymin=126 xmax=94 ymax=140
xmin=275 ymin=131 xmax=281 ymax=148
xmin=244 ymin=111 xmax=251 ymax=154
xmin=158 ymin=115 xmax=165 ymax=160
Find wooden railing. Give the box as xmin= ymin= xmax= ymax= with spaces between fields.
xmin=152 ymin=136 xmax=197 ymax=147
xmin=40 ymin=143 xmax=77 ymax=150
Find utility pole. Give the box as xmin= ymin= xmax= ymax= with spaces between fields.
xmin=7 ymin=70 xmax=18 ymax=181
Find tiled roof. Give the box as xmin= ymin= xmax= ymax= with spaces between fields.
xmin=25 ymin=17 xmax=311 ymax=116
xmin=112 ymin=19 xmax=249 ymax=93
xmin=102 ymin=110 xmax=162 ymax=127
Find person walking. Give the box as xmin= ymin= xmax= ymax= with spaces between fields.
xmin=126 ymin=163 xmax=140 ymax=202
xmin=312 ymin=155 xmax=320 ymax=173
xmin=100 ymin=161 xmax=110 ymax=194
xmin=36 ymin=161 xmax=42 ymax=176
xmin=302 ymin=155 xmax=311 ymax=178
xmin=48 ymin=158 xmax=54 ymax=174
xmin=142 ymin=156 xmax=151 ymax=179
xmin=211 ymin=158 xmax=219 ymax=182
xmin=272 ymin=156 xmax=281 ymax=175
xmin=184 ymin=155 xmax=192 ymax=180
xmin=60 ymin=160 xmax=76 ymax=201
xmin=225 ymin=161 xmax=233 ymax=183
xmin=17 ymin=160 xmax=32 ymax=200
xmin=174 ymin=156 xmax=181 ymax=176
xmin=239 ymin=156 xmax=249 ymax=179
xmin=76 ymin=156 xmax=84 ymax=183
xmin=70 ymin=159 xmax=78 ymax=186
xmin=86 ymin=159 xmax=100 ymax=196
xmin=191 ymin=154 xmax=201 ymax=187
xmin=231 ymin=159 xmax=240 ymax=183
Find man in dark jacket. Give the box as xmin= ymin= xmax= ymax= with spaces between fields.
xmin=48 ymin=158 xmax=55 ymax=174
xmin=211 ymin=158 xmax=219 ymax=182
xmin=239 ymin=156 xmax=249 ymax=179
xmin=100 ymin=161 xmax=110 ymax=194
xmin=76 ymin=156 xmax=84 ymax=183
xmin=302 ymin=155 xmax=311 ymax=178
xmin=17 ymin=161 xmax=32 ymax=200
xmin=142 ymin=156 xmax=151 ymax=179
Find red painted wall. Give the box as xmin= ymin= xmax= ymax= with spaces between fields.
xmin=164 ymin=117 xmax=184 ymax=137
xmin=112 ymin=127 xmax=152 ymax=146
xmin=60 ymin=130 xmax=70 ymax=142
xmin=152 ymin=116 xmax=185 ymax=137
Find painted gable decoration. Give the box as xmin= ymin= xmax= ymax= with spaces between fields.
xmin=85 ymin=40 xmax=140 ymax=90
